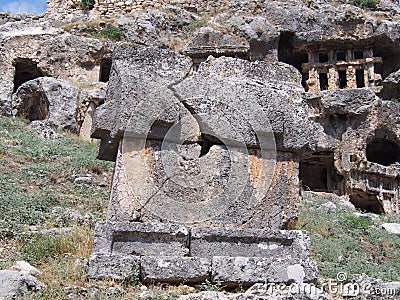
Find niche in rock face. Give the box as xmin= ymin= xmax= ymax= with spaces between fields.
xmin=99 ymin=58 xmax=112 ymax=82
xmin=20 ymin=90 xmax=50 ymax=121
xmin=366 ymin=139 xmax=400 ymax=166
xmin=350 ymin=191 xmax=384 ymax=214
xmin=13 ymin=58 xmax=44 ymax=92
xmin=278 ymin=31 xmax=308 ymax=88
xmin=299 ymin=152 xmax=336 ymax=192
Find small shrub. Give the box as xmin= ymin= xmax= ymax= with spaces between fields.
xmin=81 ymin=0 xmax=95 ymax=11
xmin=91 ymin=24 xmax=122 ymax=41
xmin=391 ymin=98 xmax=400 ymax=105
xmin=197 ymin=280 xmax=224 ymax=292
xmin=349 ymin=0 xmax=377 ymax=10
xmin=186 ymin=19 xmax=208 ymax=32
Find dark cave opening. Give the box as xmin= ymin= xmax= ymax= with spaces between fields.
xmin=356 ymin=69 xmax=365 ymax=88
xmin=338 ymin=70 xmax=347 ymax=88
xmin=278 ymin=32 xmax=308 ymax=87
xmin=337 ymin=51 xmax=346 ymax=61
xmin=366 ymin=139 xmax=400 ymax=166
xmin=13 ymin=58 xmax=44 ymax=92
xmin=319 ymin=73 xmax=328 ymax=90
xmin=99 ymin=58 xmax=112 ymax=82
xmin=318 ymin=52 xmax=329 ymax=63
xmin=299 ymin=152 xmax=342 ymax=193
xmin=20 ymin=90 xmax=50 ymax=121
xmin=350 ymin=191 xmax=384 ymax=214
xmin=354 ymin=50 xmax=364 ymax=59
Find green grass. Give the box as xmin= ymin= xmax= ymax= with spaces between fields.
xmin=62 ymin=20 xmax=122 ymax=41
xmin=296 ymin=192 xmax=400 ymax=282
xmin=0 ymin=116 xmax=112 ymax=236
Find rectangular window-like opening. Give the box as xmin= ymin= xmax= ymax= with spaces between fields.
xmin=354 ymin=50 xmax=364 ymax=59
xmin=374 ymin=63 xmax=383 ymax=76
xmin=319 ymin=73 xmax=329 ymax=90
xmin=356 ymin=69 xmax=365 ymax=88
xmin=338 ymin=70 xmax=347 ymax=88
xmin=336 ymin=51 xmax=346 ymax=61
xmin=319 ymin=52 xmax=329 ymax=63
xmin=99 ymin=58 xmax=112 ymax=83
xmin=299 ymin=153 xmax=336 ymax=193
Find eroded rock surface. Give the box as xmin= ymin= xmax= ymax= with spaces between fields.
xmin=12 ymin=77 xmax=79 ymax=132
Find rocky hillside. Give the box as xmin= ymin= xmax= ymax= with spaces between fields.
xmin=1 ymin=0 xmax=400 ymax=298
xmin=0 ymin=116 xmax=398 ymax=299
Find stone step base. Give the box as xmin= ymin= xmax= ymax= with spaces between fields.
xmin=89 ymin=254 xmax=317 ymax=286
xmin=88 ymin=221 xmax=318 ymax=285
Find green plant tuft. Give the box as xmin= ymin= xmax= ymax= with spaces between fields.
xmin=81 ymin=0 xmax=95 ymax=11
xmin=186 ymin=19 xmax=208 ymax=32
xmin=391 ymin=98 xmax=400 ymax=105
xmin=349 ymin=0 xmax=377 ymax=10
xmin=91 ymin=24 xmax=122 ymax=41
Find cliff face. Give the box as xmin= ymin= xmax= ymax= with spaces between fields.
xmin=0 ymin=0 xmax=400 ymax=214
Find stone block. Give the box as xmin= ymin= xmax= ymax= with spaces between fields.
xmin=88 ymin=254 xmax=140 ymax=280
xmin=211 ymin=256 xmax=318 ymax=286
xmin=141 ymin=257 xmax=211 ymax=283
xmin=191 ymin=227 xmax=311 ymax=260
xmin=92 ymin=221 xmax=189 ymax=256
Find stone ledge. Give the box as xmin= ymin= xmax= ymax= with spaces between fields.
xmin=92 ymin=221 xmax=190 ymax=256
xmin=191 ymin=227 xmax=311 ymax=259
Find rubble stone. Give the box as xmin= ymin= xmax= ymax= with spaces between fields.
xmin=0 ymin=270 xmax=42 ymax=298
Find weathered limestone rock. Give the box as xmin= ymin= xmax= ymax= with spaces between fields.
xmin=116 ymin=8 xmax=197 ymax=48
xmin=212 ymin=257 xmax=315 ymax=286
xmin=92 ymin=46 xmax=312 ymax=228
xmin=141 ymin=257 xmax=210 ymax=283
xmin=78 ymin=83 xmax=108 ymax=140
xmin=382 ymin=223 xmax=400 ymax=236
xmin=12 ymin=77 xmax=78 ymax=132
xmin=317 ymin=202 xmax=337 ymax=214
xmin=382 ymin=69 xmax=400 ymax=100
xmin=91 ymin=222 xmax=189 ymax=257
xmin=0 ymin=270 xmax=42 ymax=298
xmin=226 ymin=16 xmax=280 ymax=61
xmin=190 ymin=228 xmax=311 ymax=260
xmin=91 ymin=45 xmax=193 ymax=162
xmin=88 ymin=254 xmax=140 ymax=280
xmin=184 ymin=27 xmax=249 ymax=67
xmin=0 ymin=19 xmax=111 ymax=89
xmin=11 ymin=261 xmax=42 ymax=277
xmin=0 ymin=81 xmax=13 ymax=116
